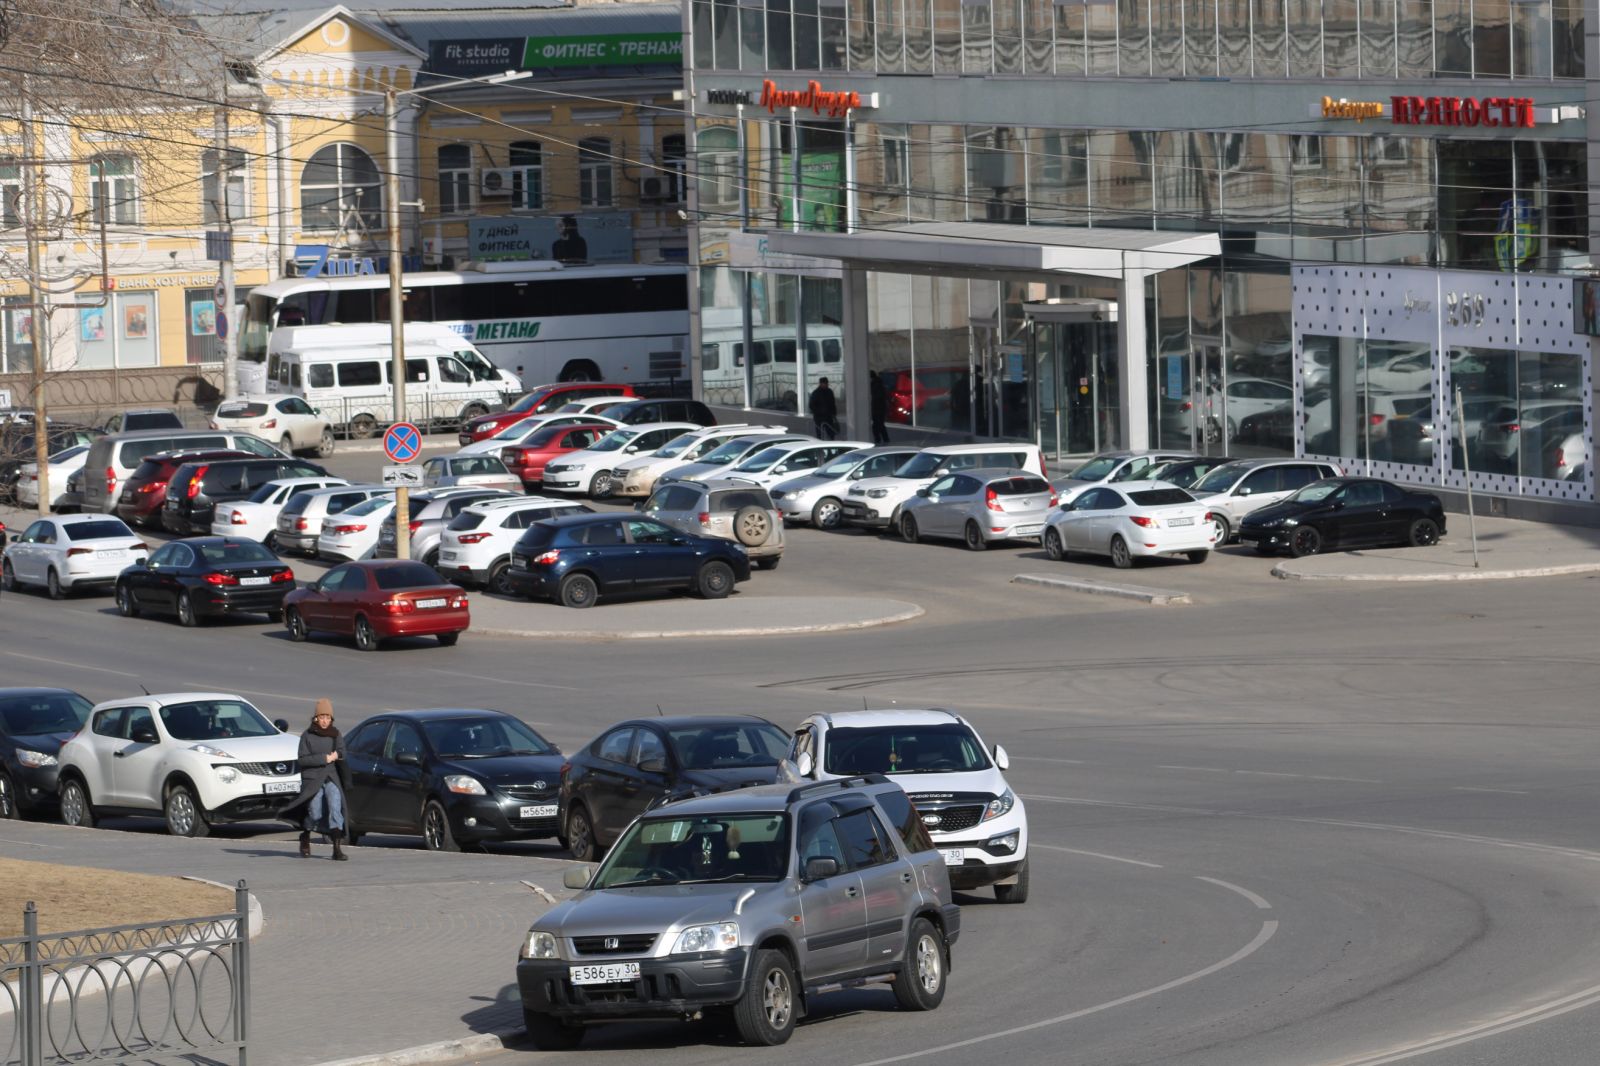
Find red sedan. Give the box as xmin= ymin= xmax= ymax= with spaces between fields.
xmin=500 ymin=423 xmax=612 ymax=488
xmin=282 ymin=560 xmax=469 ymax=652
xmin=459 ymin=383 xmax=636 ymax=445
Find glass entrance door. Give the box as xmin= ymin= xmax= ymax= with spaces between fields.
xmin=1030 ymin=312 xmax=1119 ymax=460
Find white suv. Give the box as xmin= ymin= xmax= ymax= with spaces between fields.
xmin=841 ymin=443 xmax=1048 ymax=532
xmin=437 ymin=496 xmax=591 ymax=594
xmin=611 ymin=424 xmax=788 ymax=498
xmin=780 ymin=709 xmax=1029 ymax=903
xmin=56 ymin=693 xmax=301 ymax=838
xmin=540 ymin=421 xmax=700 ymax=497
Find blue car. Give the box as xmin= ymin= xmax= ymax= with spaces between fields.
xmin=504 ymin=513 xmax=751 ymax=608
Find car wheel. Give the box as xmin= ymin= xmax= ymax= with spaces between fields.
xmin=733 ymin=505 xmax=770 ymax=547
xmin=558 ymin=572 xmax=598 ymax=609
xmin=59 ymin=779 xmax=95 ymax=828
xmin=566 ymin=804 xmax=597 ymax=862
xmin=116 ymin=583 xmax=140 ymax=617
xmin=1 ymin=560 xmax=16 ymax=592
xmin=285 ymin=607 xmax=308 ymax=642
xmin=732 ymin=948 xmax=797 ymax=1046
xmin=523 ymin=1010 xmax=584 ymax=1051
xmin=422 ymin=549 xmax=440 ymax=570
xmin=892 ymin=917 xmax=948 ymax=1010
xmin=487 ymin=560 xmax=514 ymax=597
xmin=753 ymin=556 xmax=780 ymax=571
xmin=696 ymin=561 xmax=734 ymax=600
xmin=461 ymin=402 xmax=489 ymax=423
xmin=1210 ymin=513 xmax=1231 ymax=545
xmin=436 ymin=631 xmax=460 ymax=647
xmin=0 ymin=772 xmax=18 ymax=820
xmin=280 ymin=434 xmax=295 ymax=455
xmin=811 ymin=496 xmax=842 ymax=529
xmin=1109 ymin=536 xmax=1133 ymax=570
xmin=46 ymin=568 xmax=64 ymax=600
xmin=316 ymin=428 xmax=337 ymax=459
xmin=900 ymin=513 xmax=920 ymax=544
xmin=1408 ymin=518 xmax=1441 ymax=547
xmin=963 ymin=520 xmax=987 ymax=552
xmin=1186 ymin=549 xmax=1209 ymax=564
xmin=994 ymin=857 xmax=1031 ymax=903
xmin=589 ymin=470 xmax=615 ymax=498
xmin=264 ymin=531 xmax=278 ymax=551
xmin=1288 ymin=526 xmax=1323 ymax=558
xmin=421 ymin=799 xmax=460 ymax=852
xmin=164 ymin=784 xmax=210 ymax=838
xmin=177 ymin=592 xmax=199 ymax=627
xmin=349 ymin=414 xmax=378 ymax=439
xmin=1043 ymin=527 xmax=1067 ymax=561
xmin=354 ymin=615 xmax=380 ymax=652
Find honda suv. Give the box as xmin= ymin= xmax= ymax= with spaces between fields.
xmin=516 ymin=775 xmax=959 ymax=1049
xmin=640 ymin=480 xmax=785 ymax=569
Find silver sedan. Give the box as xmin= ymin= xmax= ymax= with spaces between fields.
xmin=897 ymin=468 xmax=1056 ymax=551
xmin=769 ymin=445 xmax=921 ymax=528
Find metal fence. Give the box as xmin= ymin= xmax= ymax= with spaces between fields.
xmin=0 ymin=882 xmax=251 ymax=1066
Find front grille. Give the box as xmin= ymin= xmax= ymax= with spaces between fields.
xmin=501 ymin=785 xmax=555 ymax=800
xmin=573 ymin=933 xmax=657 ymax=956
xmin=230 ymin=761 xmax=298 ymax=777
xmin=610 ymin=468 xmax=628 ymax=480
xmin=916 ymin=804 xmax=983 ymax=833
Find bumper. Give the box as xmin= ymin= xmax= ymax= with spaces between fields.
xmin=275 ymin=531 xmax=320 ymax=554
xmin=368 ymin=608 xmax=470 ymax=639
xmin=446 ymin=792 xmax=560 ymax=842
xmin=505 ymin=566 xmax=555 ymax=600
xmin=517 ymin=950 xmax=750 ymax=1021
xmin=1128 ymin=534 xmax=1214 ymax=556
xmin=981 ymin=520 xmax=1048 ymax=543
xmin=541 ymin=473 xmax=585 ymax=492
xmin=946 ymin=856 xmax=1026 ymax=891
xmin=840 ymin=501 xmax=893 ymax=528
xmin=441 ymin=560 xmax=492 ymax=587
xmin=206 ymin=792 xmax=299 ymax=824
xmin=193 ymin=587 xmax=291 ymax=617
xmin=117 ymin=503 xmax=165 ymax=528
xmin=12 ymin=763 xmax=62 ymax=812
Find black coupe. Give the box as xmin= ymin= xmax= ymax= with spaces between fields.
xmin=1239 ymin=477 xmax=1446 ymax=558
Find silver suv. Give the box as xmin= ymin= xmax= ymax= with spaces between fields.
xmin=373 ymin=486 xmax=517 ymax=568
xmin=640 ymin=479 xmax=785 ymax=569
xmin=516 ymin=776 xmax=959 ymax=1049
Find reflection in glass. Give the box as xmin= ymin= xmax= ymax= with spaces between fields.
xmin=1552 ymin=0 xmax=1583 ymax=77
xmin=868 ymin=273 xmax=914 ymax=425
xmin=1291 ymin=136 xmax=1363 ymax=263
xmin=1022 ymin=0 xmax=1053 ymax=72
xmin=1287 ymin=0 xmax=1321 ymax=74
xmin=1153 ymin=269 xmax=1191 ymax=450
xmin=1086 ymin=0 xmax=1118 ymax=72
xmin=1475 ymin=0 xmax=1511 ymax=76
xmin=1252 ymin=0 xmax=1285 ymax=75
xmin=967 ymin=127 xmax=1027 ymax=223
xmin=802 ymin=277 xmax=846 ymax=415
xmin=1119 ymin=0 xmax=1151 ymax=74
xmin=1434 ymin=0 xmax=1472 ymax=74
xmin=1323 ymin=0 xmax=1358 ymax=76
xmin=1359 ymin=0 xmax=1394 ymax=74
xmin=1511 ymin=0 xmax=1552 ymax=77
xmin=848 ymin=0 xmax=877 ymax=68
xmin=1092 ymin=131 xmax=1154 ymax=229
xmin=905 ymin=0 xmax=933 ymax=71
xmin=1151 ymin=0 xmax=1182 ymax=74
xmin=821 ymin=0 xmax=848 ymax=66
xmin=768 ymin=0 xmax=795 ymax=69
xmin=749 ymin=271 xmax=800 ymax=412
xmin=1220 ymin=133 xmax=1293 ymax=262
xmin=1362 ymin=135 xmax=1434 ymax=266
xmin=1027 ymin=129 xmax=1090 ymax=225
xmin=795 ymin=0 xmax=824 ymax=66
xmin=714 ymin=0 xmax=741 ymax=68
xmin=1361 ymin=340 xmax=1434 ymax=465
xmin=877 ymin=0 xmax=904 ymax=70
xmin=1514 ymin=351 xmax=1583 ymax=480
xmin=1395 ymin=0 xmax=1431 ymax=75
xmin=741 ymin=1 xmax=766 ymax=68
xmin=1218 ymin=0 xmax=1251 ymax=75
xmin=1054 ymin=0 xmax=1086 ymax=74
xmin=963 ymin=0 xmax=994 ymax=72
xmin=1184 ymin=0 xmax=1216 ymax=76
xmin=914 ymin=275 xmax=972 ymax=432
xmin=1437 ymin=141 xmax=1514 ymax=271
xmin=692 ymin=0 xmax=715 ymax=68
xmin=1224 ymin=271 xmax=1294 ymax=458
xmin=698 ymin=267 xmax=748 ymax=408
xmin=858 ymin=123 xmax=911 ymax=226
xmin=994 ymin=0 xmax=1024 ymax=72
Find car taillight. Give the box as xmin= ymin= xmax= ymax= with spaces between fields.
xmin=1368 ymin=414 xmax=1386 ymax=426
xmin=187 ymin=465 xmax=209 ymax=499
xmin=409 ymin=520 xmax=423 ymax=534
xmin=130 ymin=542 xmax=148 ymax=551
xmin=66 ymin=547 xmax=93 ymax=556
xmin=260 ymin=419 xmax=277 ymax=429
xmin=138 ymin=480 xmax=166 ymax=494
xmin=105 ymin=466 xmax=116 ymax=494
xmin=331 ymin=523 xmax=367 ymax=535
xmin=533 ymin=550 xmax=560 ymax=565
xmin=457 ymin=532 xmax=491 ymax=544
xmin=504 ymin=448 xmax=534 ymax=466
xmin=697 ymin=511 xmax=711 ymax=526
xmin=985 ymin=487 xmax=1002 ymax=512
xmin=1130 ymin=515 xmax=1156 ymax=528
xmin=1179 ymin=401 xmax=1192 ymax=412
xmin=1556 ymin=448 xmax=1567 ymax=469
xmin=381 ymin=597 xmax=416 ymax=614
xmin=204 ymin=572 xmax=239 ymax=586
xmin=295 ymin=518 xmax=309 ymax=531
xmin=1505 ymin=423 xmax=1520 ymax=433
xmin=1203 ymin=512 xmax=1214 ymax=522
xmin=1048 ymin=489 xmax=1059 ymax=507
xmin=270 ymin=569 xmax=294 ymax=583
xmin=450 ymin=595 xmax=468 ymax=609
xmin=230 ymin=510 xmax=247 ymax=524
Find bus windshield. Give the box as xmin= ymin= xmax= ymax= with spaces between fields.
xmin=452 ymin=348 xmax=499 ymax=382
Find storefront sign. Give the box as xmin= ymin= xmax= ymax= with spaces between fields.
xmin=1390 ymin=95 xmax=1536 ymax=128
xmin=294 ymin=245 xmax=376 ymax=278
xmin=467 ymin=213 xmax=635 ymax=265
xmin=429 ymin=33 xmax=682 ymax=76
xmin=759 ymin=80 xmax=874 ymax=118
xmin=1320 ymin=97 xmax=1385 ymax=121
xmin=704 ymin=89 xmax=754 ymax=106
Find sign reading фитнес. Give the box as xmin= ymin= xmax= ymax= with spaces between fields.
xmin=523 ymin=32 xmax=682 ymax=68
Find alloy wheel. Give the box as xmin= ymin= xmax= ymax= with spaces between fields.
xmin=916 ymin=933 xmax=942 ymax=994
xmin=762 ymin=967 xmax=793 ymax=1030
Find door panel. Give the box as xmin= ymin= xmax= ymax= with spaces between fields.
xmin=109 ymin=707 xmax=163 ymax=810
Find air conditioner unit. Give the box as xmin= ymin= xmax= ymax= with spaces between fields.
xmin=480 ymin=168 xmax=515 ymax=197
xmin=640 ymin=176 xmax=668 ymax=203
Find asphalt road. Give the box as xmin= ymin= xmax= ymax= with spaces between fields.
xmin=4 ymin=442 xmax=1600 ymax=1066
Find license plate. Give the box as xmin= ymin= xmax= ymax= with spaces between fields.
xmin=1014 ymin=525 xmax=1041 ymax=536
xmin=940 ymin=848 xmax=965 ymax=866
xmin=263 ymin=780 xmax=298 ymax=795
xmin=100 ymin=548 xmax=126 ymax=559
xmin=417 ymin=597 xmax=447 ymax=609
xmin=440 ymin=551 xmax=458 ymax=561
xmin=1170 ymin=517 xmax=1194 ymax=527
xmin=570 ymin=963 xmax=640 ymax=986
xmin=512 ymin=555 xmax=530 ymax=568
xmin=239 ymin=576 xmax=271 ymax=586
xmin=380 ymin=531 xmax=394 ymax=544
xmin=520 ymin=804 xmax=558 ymax=819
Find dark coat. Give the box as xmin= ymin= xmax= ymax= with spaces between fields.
xmin=809 ymin=385 xmax=837 ymax=423
xmin=278 ymin=729 xmax=352 ymax=823
xmin=869 ymin=377 xmax=887 ymax=422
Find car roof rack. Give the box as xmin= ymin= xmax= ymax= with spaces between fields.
xmin=784 ymin=774 xmax=890 ymax=804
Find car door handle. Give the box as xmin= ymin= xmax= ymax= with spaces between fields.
xmin=845 ymin=885 xmax=859 ymax=898
xmin=901 ymin=871 xmax=913 ymax=884
xmin=114 ymin=750 xmax=127 ymax=758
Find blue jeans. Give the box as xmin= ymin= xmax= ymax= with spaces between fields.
xmin=307 ymin=781 xmax=345 ymax=833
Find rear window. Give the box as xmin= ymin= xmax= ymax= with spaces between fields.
xmin=281 ymin=492 xmax=314 ymax=516
xmin=374 ymin=563 xmax=441 ymax=590
xmin=992 ymin=476 xmax=1050 ymax=495
xmin=218 ymin=402 xmax=269 ymax=418
xmin=129 ymin=459 xmax=169 ymax=482
xmin=196 ymin=541 xmax=276 ymax=565
xmin=117 ymin=439 xmax=175 ymax=467
xmin=710 ymin=489 xmax=773 ymax=511
xmin=1129 ymin=488 xmax=1195 ymax=506
xmin=448 ymin=512 xmax=486 ymax=531
xmin=123 ymin=412 xmax=183 ymax=431
xmin=64 ymin=520 xmax=131 ymax=541
xmin=516 ymin=525 xmax=557 ymax=549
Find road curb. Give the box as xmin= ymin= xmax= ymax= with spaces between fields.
xmin=181 ymin=876 xmax=264 ymax=939
xmin=1271 ymin=560 xmax=1600 ymax=582
xmin=309 ymin=1032 xmax=513 ymax=1066
xmin=1011 ymin=573 xmax=1192 ymax=605
xmin=473 ymin=602 xmax=924 ymax=640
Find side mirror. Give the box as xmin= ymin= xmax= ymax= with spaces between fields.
xmin=562 ymin=867 xmax=592 ymax=890
xmin=993 ymin=744 xmax=1010 ymax=771
xmin=131 ymin=728 xmax=159 ymax=745
xmin=638 ymin=757 xmax=667 ymax=774
xmin=1236 ymin=486 xmax=1253 ymax=497
xmin=395 ymin=751 xmax=423 ymax=767
xmin=804 ymin=856 xmax=840 ymax=882
xmin=794 ymin=751 xmax=815 ymax=778
xmin=312 ymin=408 xmax=321 ymax=416
xmin=633 ymin=501 xmax=645 ymax=511
xmin=273 ymin=718 xmax=290 ymax=733
xmin=915 ymin=488 xmax=930 ymax=497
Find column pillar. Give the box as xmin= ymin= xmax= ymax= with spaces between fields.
xmin=1117 ymin=269 xmax=1149 ymax=450
xmin=843 ymin=266 xmax=872 ymax=441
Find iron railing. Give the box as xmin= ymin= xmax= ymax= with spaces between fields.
xmin=0 ymin=881 xmax=250 ymax=1066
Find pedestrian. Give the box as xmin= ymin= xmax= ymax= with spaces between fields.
xmin=869 ymin=374 xmax=890 ymax=445
xmin=809 ymin=376 xmax=838 ymax=441
xmin=279 ymin=698 xmax=352 ymax=861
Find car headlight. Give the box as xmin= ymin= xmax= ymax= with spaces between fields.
xmin=1281 ymin=517 xmax=1299 ymax=526
xmin=546 ymin=463 xmax=567 ymax=474
xmin=445 ymin=775 xmax=487 ymax=795
xmin=520 ymin=930 xmax=559 ymax=960
xmin=214 ymin=766 xmax=238 ymax=784
xmin=769 ymin=490 xmax=786 ymax=500
xmin=190 ymin=744 xmax=235 ymax=759
xmin=981 ymin=788 xmax=1016 ymax=822
xmin=866 ymin=488 xmax=889 ymax=499
xmin=14 ymin=748 xmax=56 ymax=769
xmin=672 ymin=922 xmax=739 ymax=954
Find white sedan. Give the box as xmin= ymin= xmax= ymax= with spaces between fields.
xmin=1042 ymin=481 xmax=1213 ymax=569
xmin=718 ymin=439 xmax=867 ymax=490
xmin=456 ymin=413 xmax=622 ymax=457
xmin=211 ymin=394 xmax=335 ymax=457
xmin=211 ymin=476 xmax=350 ymax=545
xmin=316 ymin=496 xmax=395 ymax=563
xmin=2 ymin=513 xmax=149 ymax=597
xmin=15 ymin=444 xmax=91 ymax=509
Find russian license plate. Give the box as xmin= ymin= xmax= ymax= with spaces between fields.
xmin=380 ymin=531 xmax=394 ymax=544
xmin=239 ymin=576 xmax=271 ymax=586
xmin=1015 ymin=525 xmax=1041 ymax=536
xmin=417 ymin=597 xmax=447 ymax=609
xmin=940 ymin=848 xmax=965 ymax=866
xmin=100 ymin=548 xmax=126 ymax=559
xmin=512 ymin=555 xmax=530 ymax=568
xmin=440 ymin=551 xmax=458 ymax=561
xmin=1169 ymin=517 xmax=1194 ymax=527
xmin=570 ymin=963 xmax=640 ymax=986
xmin=520 ymin=804 xmax=558 ymax=819
xmin=263 ymin=780 xmax=298 ymax=795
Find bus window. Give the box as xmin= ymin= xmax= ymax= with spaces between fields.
xmin=701 ymin=344 xmax=720 ymax=372
xmin=308 ymin=364 xmax=334 ymax=388
xmin=327 ymin=290 xmax=377 ymax=324
xmin=338 ymin=362 xmax=382 ymax=387
xmin=432 ymin=286 xmax=463 ymax=322
xmin=290 ymin=364 xmax=302 ymax=389
xmin=774 ymin=340 xmax=797 ymax=364
xmin=823 ymin=339 xmax=841 ymax=363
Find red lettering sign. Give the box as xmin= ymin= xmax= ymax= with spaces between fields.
xmin=759 ymin=80 xmax=865 ymax=118
xmin=1390 ymin=95 xmax=1538 ymax=129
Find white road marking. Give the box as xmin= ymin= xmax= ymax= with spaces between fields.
xmin=1158 ymin=765 xmax=1229 ymax=773
xmin=1011 ymin=755 xmax=1086 ymax=765
xmin=1452 ymin=786 xmax=1530 ymax=795
xmin=1022 ymin=792 xmax=1219 ymax=817
xmin=0 ymin=837 xmax=52 ymax=848
xmin=0 ymin=649 xmax=139 ymax=678
xmin=848 ymin=921 xmax=1279 ymax=1066
xmin=1032 ymin=843 xmax=1161 ymax=869
xmin=1195 ymin=875 xmax=1272 ymax=909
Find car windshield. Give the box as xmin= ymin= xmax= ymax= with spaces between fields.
xmin=493 ymin=420 xmax=537 ymax=441
xmin=64 ymin=520 xmax=132 ymax=541
xmin=702 ymin=439 xmax=760 ymax=464
xmin=592 ymin=813 xmax=791 ymax=888
xmin=373 ymin=562 xmax=443 ymax=589
xmin=668 ymin=724 xmax=789 ymax=769
xmin=653 ymin=433 xmax=699 ymax=458
xmin=198 ymin=541 xmax=277 ymax=565
xmin=588 ymin=429 xmax=639 ymax=453
xmin=894 ymin=453 xmax=945 ymax=478
xmin=823 ymin=724 xmax=991 ymax=775
xmin=1066 ymin=456 xmax=1121 ymax=481
xmin=818 ymin=451 xmax=869 ymax=477
xmin=1191 ymin=463 xmax=1249 ymax=494
xmin=422 ymin=716 xmax=553 ymax=759
xmin=1289 ymin=482 xmax=1342 ymax=503
xmin=733 ymin=447 xmax=787 ymax=473
xmin=343 ymin=496 xmax=392 ymax=517
xmin=0 ymin=692 xmax=92 ymax=735
xmin=158 ymin=699 xmax=277 ymax=741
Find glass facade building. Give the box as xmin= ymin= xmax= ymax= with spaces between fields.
xmin=685 ymin=0 xmax=1596 ymax=509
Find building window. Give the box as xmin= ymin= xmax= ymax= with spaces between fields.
xmin=1370 ymin=134 xmax=1409 ymax=167
xmin=0 ymin=161 xmax=20 ymax=228
xmin=300 ymin=143 xmax=382 ymax=233
xmin=438 ymin=144 xmax=472 ymax=215
xmin=201 ymin=147 xmax=247 ymax=224
xmin=882 ymin=129 xmax=910 ymax=189
xmin=88 ymin=155 xmax=138 ymax=225
xmin=579 ymin=138 xmax=614 ymax=208
xmin=661 ymin=134 xmax=687 ymax=202
xmin=696 ymin=127 xmax=739 ymax=210
xmin=510 ymin=141 xmax=543 ymax=210
xmin=1290 ymin=135 xmax=1324 ymax=171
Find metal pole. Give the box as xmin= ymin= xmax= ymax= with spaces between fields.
xmin=23 ymin=81 xmax=49 ymax=518
xmin=235 ymin=880 xmax=250 ymax=1066
xmin=387 ymin=89 xmax=410 ymax=558
xmin=219 ymin=95 xmax=238 ymax=400
xmin=1454 ymin=386 xmax=1480 ymax=568
xmin=22 ymin=901 xmax=40 ymax=1066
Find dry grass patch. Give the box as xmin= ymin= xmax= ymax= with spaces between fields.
xmin=0 ymin=858 xmax=233 ymax=937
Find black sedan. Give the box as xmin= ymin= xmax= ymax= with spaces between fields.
xmin=504 ymin=514 xmax=751 ymax=608
xmin=1239 ymin=477 xmax=1446 ymax=558
xmin=115 ymin=537 xmax=295 ymax=626
xmin=0 ymin=687 xmax=93 ymax=819
xmin=559 ymin=715 xmax=790 ymax=861
xmin=342 ymin=709 xmax=565 ymax=851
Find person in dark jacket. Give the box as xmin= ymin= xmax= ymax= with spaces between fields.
xmin=279 ymin=698 xmax=353 ymax=860
xmin=869 ymin=374 xmax=890 ymax=444
xmin=809 ymin=377 xmax=838 ymax=440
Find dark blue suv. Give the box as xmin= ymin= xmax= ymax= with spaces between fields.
xmin=504 ymin=513 xmax=750 ymax=608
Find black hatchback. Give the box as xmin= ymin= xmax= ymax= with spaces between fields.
xmin=341 ymin=709 xmax=565 ymax=851
xmin=115 ymin=537 xmax=296 ymax=626
xmin=0 ymin=687 xmax=93 ymax=818
xmin=162 ymin=456 xmax=330 ymax=535
xmin=1239 ymin=477 xmax=1446 ymax=558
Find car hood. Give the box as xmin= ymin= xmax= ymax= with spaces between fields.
xmin=1240 ymin=499 xmax=1314 ymax=526
xmin=770 ymin=473 xmax=835 ymax=495
xmin=667 ymin=461 xmax=731 ymax=481
xmin=873 ymin=767 xmax=1009 ymax=799
xmin=537 ymin=882 xmax=786 ymax=937
xmin=439 ymin=754 xmax=566 ymax=789
xmin=186 ymin=734 xmax=301 ymax=762
xmin=10 ymin=729 xmax=79 ymax=756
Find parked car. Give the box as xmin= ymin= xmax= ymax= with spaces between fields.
xmin=1051 ymin=450 xmax=1198 ymax=506
xmin=612 ymin=424 xmax=788 ymax=498
xmin=1220 ymin=377 xmax=1294 ymax=441
xmin=210 ymin=394 xmax=336 ymax=457
xmin=1517 ymin=406 xmax=1585 ymax=480
xmin=421 ymin=454 xmax=523 ymax=494
xmin=2 ymin=425 xmax=102 ymax=504
xmin=459 ymin=382 xmax=637 ymax=444
xmin=500 ymin=423 xmax=613 ymax=488
xmin=274 ymin=484 xmax=391 ymax=556
xmin=1476 ymin=400 xmax=1581 ymax=470
xmin=342 ymin=709 xmax=565 ymax=851
xmin=782 ymin=708 xmax=1027 ymax=901
xmin=14 ymin=444 xmax=92 ymax=509
xmin=210 ymin=476 xmax=350 ymax=546
xmin=558 ymin=715 xmax=791 ymax=861
xmin=1546 ymin=426 xmax=1589 ymax=482
xmin=899 ymin=469 xmax=1056 ymax=551
xmin=56 ymin=692 xmax=300 ymax=837
xmin=82 ymin=429 xmax=288 ymax=514
xmin=0 ymin=687 xmax=93 ymax=819
xmin=1187 ymin=458 xmax=1344 ymax=544
xmin=717 ymin=439 xmax=865 ymax=490
xmin=283 ymin=559 xmax=470 ymax=651
xmin=554 ymin=396 xmax=630 ymax=416
xmin=1239 ymin=477 xmax=1446 ymax=557
xmin=517 ymin=776 xmax=958 ymax=1049
xmin=437 ymin=496 xmax=592 ymax=593
xmin=641 ymin=480 xmax=785 ymax=569
xmin=102 ymin=408 xmax=184 ymax=434
xmin=114 ymin=537 xmax=295 ymax=626
xmin=315 ymin=495 xmax=394 ymax=563
xmin=1122 ymin=456 xmax=1229 ymax=490
xmin=504 ymin=513 xmax=750 ymax=608
xmin=658 ymin=433 xmax=808 ymax=485
xmin=375 ymin=487 xmax=518 ymax=567
xmin=457 ymin=413 xmax=623 ymax=457
xmin=115 ymin=448 xmax=254 ymax=529
xmin=1043 ymin=482 xmax=1213 ymax=567
xmin=769 ymin=446 xmax=922 ymax=529
xmin=596 ymin=397 xmax=716 ymax=428
xmin=162 ymin=456 xmax=332 ymax=535
xmin=842 ymin=443 xmax=1048 ymax=532
xmin=2 ymin=514 xmax=149 ymax=598
xmin=540 ymin=421 xmax=701 ymax=498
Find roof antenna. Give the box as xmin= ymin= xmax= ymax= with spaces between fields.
xmin=656 ymin=704 xmax=665 ymax=718
xmin=862 ymin=696 xmax=868 ymax=711
xmin=140 ymin=683 xmax=151 ymax=695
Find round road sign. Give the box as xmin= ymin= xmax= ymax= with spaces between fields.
xmin=383 ymin=422 xmax=422 ymax=463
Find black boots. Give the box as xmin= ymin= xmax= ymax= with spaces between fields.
xmin=330 ymin=830 xmax=348 ymax=861
xmin=298 ymin=831 xmax=311 ymax=858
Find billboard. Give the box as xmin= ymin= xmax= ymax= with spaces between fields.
xmin=468 ymin=213 xmax=635 ymax=265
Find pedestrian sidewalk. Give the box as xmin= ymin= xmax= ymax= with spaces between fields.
xmin=1272 ymin=515 xmax=1600 ymax=582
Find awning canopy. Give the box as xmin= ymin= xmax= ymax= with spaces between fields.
xmin=766 ymin=222 xmax=1221 ymax=281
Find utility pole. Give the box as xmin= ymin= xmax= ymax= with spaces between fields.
xmin=23 ymin=78 xmax=48 ymax=516
xmin=386 ymin=87 xmax=409 ymax=558
xmin=217 ymin=94 xmax=238 ymax=399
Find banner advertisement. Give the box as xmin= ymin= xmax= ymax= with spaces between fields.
xmin=468 ymin=213 xmax=635 ymax=264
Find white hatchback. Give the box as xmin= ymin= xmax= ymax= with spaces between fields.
xmin=211 ymin=476 xmax=350 ymax=545
xmin=1042 ymin=481 xmax=1213 ymax=568
xmin=437 ymin=496 xmax=592 ymax=593
xmin=540 ymin=421 xmax=700 ymax=497
xmin=210 ymin=394 xmax=335 ymax=457
xmin=316 ymin=494 xmax=394 ymax=562
xmin=2 ymin=514 xmax=148 ymax=598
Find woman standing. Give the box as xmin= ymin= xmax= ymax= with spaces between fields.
xmin=279 ymin=698 xmax=353 ymax=860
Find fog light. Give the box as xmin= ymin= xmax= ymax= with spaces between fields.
xmin=986 ymin=831 xmax=1019 ymax=853
xmin=464 ymin=817 xmax=478 ymax=827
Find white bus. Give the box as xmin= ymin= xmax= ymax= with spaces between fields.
xmin=239 ymin=260 xmax=689 ymax=393
xmin=701 ymin=324 xmax=843 ymax=411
